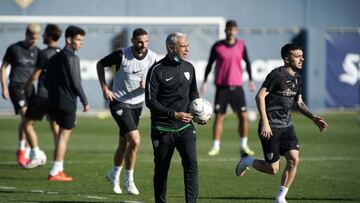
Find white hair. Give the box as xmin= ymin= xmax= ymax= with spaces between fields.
xmin=166 ymin=32 xmax=186 ymax=49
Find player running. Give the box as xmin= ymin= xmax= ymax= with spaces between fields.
xmin=235 ymin=43 xmax=328 ymax=203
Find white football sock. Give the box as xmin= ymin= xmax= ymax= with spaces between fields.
xmin=50 ymin=161 xmax=63 ymax=176
xmin=18 ymin=140 xmax=26 ymax=150
xmin=240 ymin=137 xmax=248 ymax=148
xmin=276 ymin=185 xmax=288 ymax=200
xmin=32 ymin=147 xmax=41 ymax=158
xmin=112 ymin=165 xmax=122 ymax=179
xmin=125 ymin=169 xmax=134 ymax=182
xmin=24 ymin=147 xmax=31 ymax=159
xmin=212 ymin=140 xmax=220 ymax=149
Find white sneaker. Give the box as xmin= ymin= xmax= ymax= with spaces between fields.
xmin=208 ymin=147 xmax=220 ymax=156
xmin=240 ymin=145 xmax=255 ymax=156
xmin=235 ymin=156 xmax=250 ymax=176
xmin=106 ymin=171 xmax=122 ymax=194
xmin=124 ymin=180 xmax=139 ymax=195
xmin=25 ymin=150 xmax=47 ymax=169
xmin=274 ymin=198 xmax=288 ymax=203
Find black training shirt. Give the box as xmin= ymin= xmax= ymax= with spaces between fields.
xmin=261 ymin=66 xmax=302 ymax=128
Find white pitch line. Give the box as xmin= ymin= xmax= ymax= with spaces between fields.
xmin=86 ymin=195 xmax=107 ymax=200
xmin=0 ymin=186 xmax=16 ymax=190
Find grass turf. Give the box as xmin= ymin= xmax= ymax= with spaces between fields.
xmin=0 ymin=111 xmax=359 ymax=202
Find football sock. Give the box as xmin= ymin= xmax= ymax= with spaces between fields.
xmin=18 ymin=140 xmax=26 ymax=150
xmin=276 ymin=185 xmax=288 ymax=200
xmin=212 ymin=140 xmax=220 ymax=149
xmin=125 ymin=169 xmax=134 ymax=182
xmin=112 ymin=165 xmax=122 ymax=179
xmin=240 ymin=137 xmax=248 ymax=148
xmin=50 ymin=161 xmax=63 ymax=176
xmin=32 ymin=147 xmax=41 ymax=158
xmin=24 ymin=147 xmax=31 ymax=159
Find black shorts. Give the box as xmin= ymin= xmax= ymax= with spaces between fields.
xmin=258 ymin=125 xmax=299 ymax=163
xmin=9 ymin=82 xmax=35 ymax=114
xmin=25 ymin=95 xmax=55 ymax=121
xmin=109 ymin=101 xmax=142 ymax=137
xmin=214 ymin=86 xmax=247 ymax=113
xmin=51 ymin=109 xmax=76 ymax=129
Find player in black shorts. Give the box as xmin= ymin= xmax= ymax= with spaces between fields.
xmin=199 ymin=20 xmax=256 ymax=156
xmin=235 ymin=44 xmax=328 ymax=203
xmin=97 ymin=28 xmax=157 ymax=195
xmin=46 ymin=25 xmax=89 ymax=181
xmin=0 ymin=23 xmax=41 ymax=167
xmin=19 ymin=24 xmax=62 ymax=169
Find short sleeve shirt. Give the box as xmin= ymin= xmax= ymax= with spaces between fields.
xmin=3 ymin=41 xmax=40 ymax=83
xmin=261 ymin=66 xmax=302 ymax=128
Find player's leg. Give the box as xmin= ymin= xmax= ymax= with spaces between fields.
xmin=175 ymin=126 xmax=198 ymax=203
xmin=106 ymin=135 xmax=126 ymax=194
xmin=48 ymin=110 xmax=75 ymax=181
xmin=9 ymin=82 xmax=31 ymax=167
xmin=123 ymin=107 xmax=142 ymax=195
xmin=208 ymin=87 xmax=227 ymax=156
xmin=236 ymin=125 xmax=281 ymax=176
xmin=275 ymin=126 xmax=300 ymax=203
xmin=152 ymin=129 xmax=175 ymax=203
xmin=124 ymin=130 xmax=140 ymax=195
xmin=231 ymin=86 xmax=254 ymax=156
xmin=23 ymin=118 xmax=46 ymax=169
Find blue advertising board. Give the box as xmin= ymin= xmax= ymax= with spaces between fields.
xmin=325 ymin=33 xmax=360 ymax=108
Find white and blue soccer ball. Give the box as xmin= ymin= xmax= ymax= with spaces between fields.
xmin=190 ymin=98 xmax=213 ymax=124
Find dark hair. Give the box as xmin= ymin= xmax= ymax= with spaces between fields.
xmin=225 ymin=20 xmax=237 ymax=29
xmin=45 ymin=24 xmax=62 ymax=41
xmin=65 ymin=25 xmax=86 ymax=39
xmin=132 ymin=28 xmax=148 ymax=38
xmin=281 ymin=43 xmax=303 ymax=60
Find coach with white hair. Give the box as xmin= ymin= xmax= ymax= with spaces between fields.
xmin=145 ymin=32 xmax=200 ymax=203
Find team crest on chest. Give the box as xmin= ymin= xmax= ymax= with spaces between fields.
xmin=184 ymin=72 xmax=190 ymax=80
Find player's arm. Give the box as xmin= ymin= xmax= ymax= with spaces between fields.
xmin=255 ymin=87 xmax=272 ymax=139
xmin=295 ymin=95 xmax=328 ymax=132
xmin=19 ymin=67 xmax=42 ymax=96
xmin=0 ymin=61 xmax=10 ymax=99
xmin=243 ymin=46 xmax=256 ymax=92
xmin=199 ymin=45 xmax=217 ymax=95
xmin=96 ymin=51 xmax=121 ymax=101
xmin=68 ymin=56 xmax=88 ymax=111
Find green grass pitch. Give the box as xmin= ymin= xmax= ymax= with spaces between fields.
xmin=0 ymin=111 xmax=359 ymax=202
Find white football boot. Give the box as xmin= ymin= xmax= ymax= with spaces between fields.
xmin=106 ymin=171 xmax=122 ymax=194
xmin=124 ymin=180 xmax=139 ymax=195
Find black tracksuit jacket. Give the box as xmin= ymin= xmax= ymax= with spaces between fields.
xmin=145 ymin=55 xmax=199 ymax=130
xmin=46 ymin=47 xmax=88 ymax=111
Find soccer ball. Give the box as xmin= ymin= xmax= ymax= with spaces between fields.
xmin=190 ymin=98 xmax=213 ymax=124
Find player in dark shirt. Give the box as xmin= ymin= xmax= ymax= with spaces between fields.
xmin=0 ymin=23 xmax=41 ymax=167
xmin=19 ymin=24 xmax=62 ymax=169
xmin=46 ymin=25 xmax=89 ymax=181
xmin=235 ymin=44 xmax=328 ymax=203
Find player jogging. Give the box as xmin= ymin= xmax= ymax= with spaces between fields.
xmin=235 ymin=43 xmax=328 ymax=203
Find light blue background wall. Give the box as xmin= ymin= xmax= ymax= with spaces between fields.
xmin=0 ymin=0 xmax=359 ymax=112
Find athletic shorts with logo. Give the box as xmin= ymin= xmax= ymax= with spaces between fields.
xmin=109 ymin=100 xmax=142 ymax=137
xmin=9 ymin=82 xmax=35 ymax=114
xmin=214 ymin=86 xmax=247 ymax=113
xmin=258 ymin=124 xmax=299 ymax=163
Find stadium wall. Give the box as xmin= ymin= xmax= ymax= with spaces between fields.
xmin=0 ymin=0 xmax=359 ymax=112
